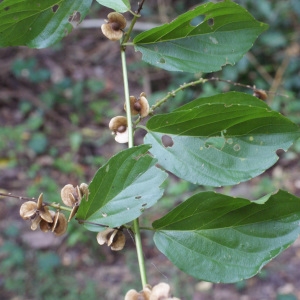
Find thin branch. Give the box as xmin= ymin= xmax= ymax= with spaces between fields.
xmin=136 ymin=0 xmax=146 ymax=14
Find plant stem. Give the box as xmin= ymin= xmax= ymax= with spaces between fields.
xmin=121 ymin=47 xmax=148 ymax=287
xmin=121 ymin=49 xmax=134 ymax=148
xmin=150 ymin=77 xmax=208 ymax=113
xmin=133 ymin=217 xmax=147 ymax=286
xmin=123 ymin=14 xmax=139 ymax=45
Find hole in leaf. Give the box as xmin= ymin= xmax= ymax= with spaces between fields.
xmin=135 ymin=196 xmax=142 ymax=200
xmin=161 ymin=135 xmax=174 ymax=148
xmin=68 ymin=11 xmax=81 ymax=27
xmin=159 ymin=57 xmax=165 ymax=64
xmin=190 ymin=15 xmax=205 ymax=27
xmin=52 ymin=5 xmax=59 ymax=13
xmin=207 ymin=18 xmax=214 ymax=26
xmin=4 ymin=6 xmax=10 ymax=11
xmin=142 ymin=203 xmax=147 ymax=207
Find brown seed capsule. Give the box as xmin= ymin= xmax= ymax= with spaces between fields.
xmin=124 ymin=289 xmax=141 ymax=300
xmin=40 ymin=211 xmax=55 ymax=232
xmin=124 ymin=93 xmax=150 ymax=117
xmin=110 ymin=230 xmax=126 ymax=251
xmin=20 ymin=194 xmax=52 ymax=224
xmin=96 ymin=228 xmax=126 ymax=251
xmin=20 ymin=201 xmax=38 ymax=220
xmin=109 ymin=116 xmax=128 ymax=143
xmin=36 ymin=194 xmax=53 ymax=223
xmin=61 ymin=184 xmax=77 ymax=207
xmin=109 ymin=116 xmax=127 ymax=132
xmin=79 ymin=183 xmax=89 ymax=200
xmin=96 ymin=228 xmax=115 ymax=245
xmin=101 ymin=12 xmax=127 ymax=41
xmin=52 ymin=212 xmax=68 ymax=236
xmin=138 ymin=94 xmax=150 ymax=118
xmin=68 ymin=202 xmax=79 ymax=222
xmin=31 ymin=215 xmax=43 ymax=231
xmin=253 ymin=89 xmax=268 ymax=100
xmin=124 ymin=282 xmax=180 ymax=300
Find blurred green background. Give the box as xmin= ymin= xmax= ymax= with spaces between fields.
xmin=0 ymin=1 xmax=300 ymax=299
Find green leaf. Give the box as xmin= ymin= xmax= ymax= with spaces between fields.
xmin=0 ymin=0 xmax=92 ymax=48
xmin=153 ymin=190 xmax=300 ymax=283
xmin=95 ymin=0 xmax=130 ymax=12
xmin=133 ymin=2 xmax=268 ymax=73
xmin=76 ymin=145 xmax=167 ymax=231
xmin=145 ymin=92 xmax=300 ymax=186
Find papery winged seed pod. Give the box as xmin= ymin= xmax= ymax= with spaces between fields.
xmin=109 ymin=116 xmax=128 ymax=143
xmin=20 ymin=193 xmax=53 ymax=231
xmin=253 ymin=89 xmax=268 ymax=100
xmin=40 ymin=210 xmax=55 ymax=232
xmin=61 ymin=183 xmax=88 ymax=221
xmin=125 ymin=92 xmax=150 ymax=118
xmin=52 ymin=212 xmax=68 ymax=236
xmin=101 ymin=12 xmax=127 ymax=41
xmin=96 ymin=228 xmax=126 ymax=251
xmin=124 ymin=282 xmax=181 ymax=300
xmin=79 ymin=183 xmax=89 ymax=200
xmin=20 ymin=201 xmax=38 ymax=220
xmin=61 ymin=184 xmax=78 ymax=207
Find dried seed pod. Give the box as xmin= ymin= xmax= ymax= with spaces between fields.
xmin=40 ymin=205 xmax=54 ymax=223
xmin=79 ymin=183 xmax=89 ymax=200
xmin=61 ymin=184 xmax=77 ymax=207
xmin=101 ymin=12 xmax=127 ymax=41
xmin=20 ymin=201 xmax=37 ymax=220
xmin=68 ymin=202 xmax=79 ymax=222
xmin=124 ymin=96 xmax=139 ymax=115
xmin=40 ymin=211 xmax=55 ymax=232
xmin=31 ymin=215 xmax=42 ymax=231
xmin=109 ymin=116 xmax=127 ymax=132
xmin=138 ymin=94 xmax=150 ymax=118
xmin=52 ymin=212 xmax=68 ymax=236
xmin=253 ymin=89 xmax=268 ymax=100
xmin=110 ymin=230 xmax=126 ymax=251
xmin=35 ymin=193 xmax=52 ymax=222
xmin=36 ymin=193 xmax=44 ymax=210
xmin=109 ymin=116 xmax=128 ymax=144
xmin=20 ymin=194 xmax=52 ymax=224
xmin=124 ymin=93 xmax=150 ymax=117
xmin=124 ymin=283 xmax=180 ymax=300
xmin=97 ymin=228 xmax=126 ymax=251
xmin=151 ymin=282 xmax=171 ymax=299
xmin=124 ymin=289 xmax=141 ymax=300
xmin=96 ymin=228 xmax=115 ymax=245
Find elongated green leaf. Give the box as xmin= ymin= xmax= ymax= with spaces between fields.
xmin=133 ymin=2 xmax=268 ymax=73
xmin=153 ymin=190 xmax=300 ymax=283
xmin=96 ymin=0 xmax=130 ymax=12
xmin=76 ymin=145 xmax=167 ymax=231
xmin=0 ymin=0 xmax=92 ymax=48
xmin=145 ymin=92 xmax=300 ymax=186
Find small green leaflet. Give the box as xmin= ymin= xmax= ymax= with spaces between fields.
xmin=153 ymin=190 xmax=300 ymax=283
xmin=145 ymin=92 xmax=300 ymax=186
xmin=96 ymin=0 xmax=130 ymax=12
xmin=76 ymin=145 xmax=167 ymax=231
xmin=133 ymin=2 xmax=268 ymax=73
xmin=0 ymin=0 xmax=92 ymax=48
